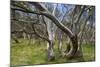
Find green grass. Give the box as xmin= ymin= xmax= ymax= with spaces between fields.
xmin=10 ymin=39 xmax=95 ymax=66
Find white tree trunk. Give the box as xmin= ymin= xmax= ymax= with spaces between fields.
xmin=58 ymin=30 xmax=63 ymax=52
xmin=45 ymin=4 xmax=57 ymax=60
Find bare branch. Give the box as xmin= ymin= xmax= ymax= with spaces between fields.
xmin=11 ymin=7 xmax=74 ymax=38
xmin=32 ymin=23 xmax=50 ymax=43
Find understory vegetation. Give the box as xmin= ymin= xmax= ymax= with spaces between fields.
xmin=11 ymin=39 xmax=95 ymax=66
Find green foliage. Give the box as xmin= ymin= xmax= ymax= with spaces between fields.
xmin=11 ymin=39 xmax=95 ymax=66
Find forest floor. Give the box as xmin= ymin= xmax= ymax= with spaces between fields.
xmin=10 ymin=39 xmax=95 ymax=66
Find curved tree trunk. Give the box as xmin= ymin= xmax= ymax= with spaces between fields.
xmin=11 ymin=2 xmax=86 ymax=59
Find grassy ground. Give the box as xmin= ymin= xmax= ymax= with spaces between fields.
xmin=10 ymin=39 xmax=95 ymax=66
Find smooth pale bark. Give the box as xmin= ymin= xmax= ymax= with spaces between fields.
xmin=45 ymin=17 xmax=55 ymax=60
xmin=58 ymin=30 xmax=63 ymax=52
xmin=44 ymin=4 xmax=57 ymax=60
xmin=23 ymin=31 xmax=26 ymax=39
xmin=32 ymin=19 xmax=55 ymax=60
